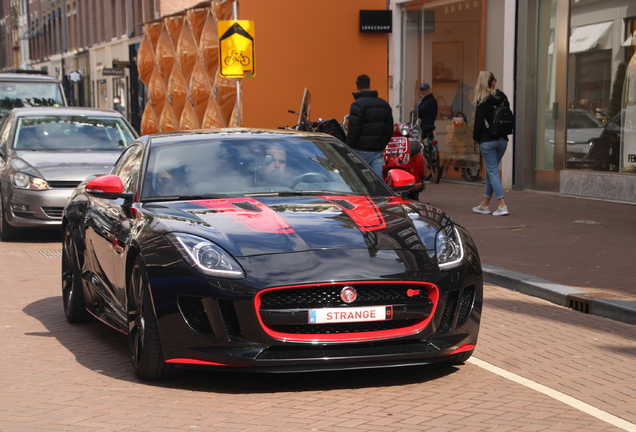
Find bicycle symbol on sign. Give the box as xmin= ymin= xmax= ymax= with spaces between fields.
xmin=223 ymin=50 xmax=250 ymax=67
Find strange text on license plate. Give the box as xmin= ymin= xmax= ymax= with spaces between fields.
xmin=309 ymin=306 xmax=393 ymax=324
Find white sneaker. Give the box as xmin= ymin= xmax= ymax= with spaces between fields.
xmin=493 ymin=206 xmax=509 ymax=216
xmin=472 ymin=203 xmax=491 ymax=214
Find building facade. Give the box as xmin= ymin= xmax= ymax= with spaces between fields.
xmin=388 ymin=0 xmax=636 ymax=202
xmin=3 ymin=0 xmax=636 ymax=203
xmin=0 ymin=0 xmax=202 ymax=132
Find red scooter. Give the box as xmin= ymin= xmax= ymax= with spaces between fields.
xmin=383 ymin=114 xmax=427 ymax=200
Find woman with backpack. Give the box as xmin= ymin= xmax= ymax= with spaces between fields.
xmin=471 ymin=71 xmax=512 ymax=216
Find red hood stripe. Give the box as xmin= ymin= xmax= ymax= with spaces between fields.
xmin=320 ymin=196 xmax=387 ymax=232
xmin=191 ymin=197 xmax=295 ymax=234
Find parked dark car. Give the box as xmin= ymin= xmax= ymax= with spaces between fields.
xmin=0 ymin=107 xmax=138 ymax=240
xmin=0 ymin=72 xmax=67 ymax=122
xmin=61 ymin=129 xmax=483 ymax=380
xmin=578 ymin=108 xmax=634 ymax=172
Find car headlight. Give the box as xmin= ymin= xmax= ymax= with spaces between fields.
xmin=166 ymin=232 xmax=245 ymax=279
xmin=399 ymin=124 xmax=410 ymax=136
xmin=435 ymin=225 xmax=464 ymax=270
xmin=12 ymin=172 xmax=50 ymax=190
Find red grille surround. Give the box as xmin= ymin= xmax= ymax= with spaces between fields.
xmin=255 ymin=281 xmax=440 ymax=343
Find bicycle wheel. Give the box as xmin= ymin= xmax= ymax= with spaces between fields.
xmin=224 ymin=56 xmax=234 ymax=66
xmin=431 ymin=159 xmax=442 ymax=183
xmin=240 ymin=56 xmax=250 ymax=66
xmin=425 ymin=147 xmax=439 ymax=183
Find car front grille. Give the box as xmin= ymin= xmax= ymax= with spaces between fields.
xmin=257 ymin=282 xmax=438 ymax=340
xmin=260 ymin=283 xmax=427 ymax=308
xmin=42 ymin=207 xmax=64 ymax=218
xmin=47 ymin=181 xmax=82 ymax=189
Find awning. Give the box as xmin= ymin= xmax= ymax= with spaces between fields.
xmin=569 ymin=21 xmax=612 ymax=53
xmin=622 ymin=34 xmax=633 ymax=47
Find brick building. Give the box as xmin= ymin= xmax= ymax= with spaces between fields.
xmin=0 ymin=0 xmax=202 ymax=131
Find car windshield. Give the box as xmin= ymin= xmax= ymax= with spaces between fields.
xmin=13 ymin=116 xmax=136 ymax=151
xmin=0 ymin=82 xmax=65 ymax=113
xmin=545 ymin=110 xmax=603 ymax=129
xmin=142 ymin=135 xmax=392 ymax=200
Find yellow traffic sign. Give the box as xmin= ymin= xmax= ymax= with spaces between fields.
xmin=218 ymin=20 xmax=255 ymax=78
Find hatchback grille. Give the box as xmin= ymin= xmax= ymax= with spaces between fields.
xmin=47 ymin=181 xmax=82 ymax=189
xmin=42 ymin=207 xmax=64 ymax=218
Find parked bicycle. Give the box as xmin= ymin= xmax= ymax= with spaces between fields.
xmin=421 ymin=125 xmax=442 ymax=183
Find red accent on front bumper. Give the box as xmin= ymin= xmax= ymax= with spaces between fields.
xmin=165 ymin=358 xmax=252 ymax=366
xmin=255 ymin=281 xmax=440 ymax=343
xmin=446 ymin=344 xmax=476 ymax=356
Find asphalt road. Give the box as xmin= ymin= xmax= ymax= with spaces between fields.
xmin=1 ymin=235 xmax=636 ymax=431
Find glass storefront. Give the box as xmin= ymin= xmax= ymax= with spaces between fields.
xmin=402 ymin=1 xmax=485 ymax=182
xmin=518 ymin=0 xmax=636 ymax=200
xmin=566 ymin=1 xmax=636 ymax=174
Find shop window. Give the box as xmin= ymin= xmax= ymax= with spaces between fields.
xmin=567 ymin=5 xmax=636 ymax=173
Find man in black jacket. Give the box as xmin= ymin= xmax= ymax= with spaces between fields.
xmin=417 ymin=83 xmax=437 ymax=129
xmin=347 ymin=74 xmax=394 ymax=177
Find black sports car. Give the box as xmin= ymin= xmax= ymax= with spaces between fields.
xmin=62 ymin=129 xmax=482 ymax=380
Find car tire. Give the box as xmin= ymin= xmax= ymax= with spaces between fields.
xmin=0 ymin=194 xmax=21 ymax=242
xmin=127 ymin=256 xmax=179 ymax=380
xmin=61 ymin=225 xmax=92 ymax=323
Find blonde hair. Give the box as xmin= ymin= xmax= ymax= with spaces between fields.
xmin=473 ymin=71 xmax=497 ymax=105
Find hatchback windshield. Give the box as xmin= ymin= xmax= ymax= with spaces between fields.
xmin=0 ymin=82 xmax=65 ymax=113
xmin=143 ymin=136 xmax=391 ymax=200
xmin=13 ymin=116 xmax=136 ymax=151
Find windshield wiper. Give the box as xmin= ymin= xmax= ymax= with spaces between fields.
xmin=144 ymin=193 xmax=229 ymax=202
xmin=250 ymin=190 xmax=356 ymax=197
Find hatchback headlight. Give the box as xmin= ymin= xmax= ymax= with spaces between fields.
xmin=166 ymin=232 xmax=245 ymax=279
xmin=435 ymin=225 xmax=464 ymax=270
xmin=12 ymin=172 xmax=50 ymax=190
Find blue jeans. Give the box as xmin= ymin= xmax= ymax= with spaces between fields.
xmin=353 ymin=149 xmax=384 ymax=178
xmin=479 ymin=138 xmax=508 ymax=200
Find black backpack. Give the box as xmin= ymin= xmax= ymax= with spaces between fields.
xmin=486 ymin=99 xmax=514 ymax=136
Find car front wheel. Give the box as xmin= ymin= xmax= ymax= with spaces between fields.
xmin=61 ymin=225 xmax=91 ymax=323
xmin=127 ymin=256 xmax=178 ymax=380
xmin=0 ymin=193 xmax=21 ymax=242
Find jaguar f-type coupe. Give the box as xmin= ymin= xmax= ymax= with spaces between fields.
xmin=62 ymin=129 xmax=482 ymax=380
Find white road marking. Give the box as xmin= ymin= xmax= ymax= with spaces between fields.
xmin=468 ymin=357 xmax=636 ymax=431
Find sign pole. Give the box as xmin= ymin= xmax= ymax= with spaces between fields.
xmin=233 ymin=0 xmax=241 ymax=127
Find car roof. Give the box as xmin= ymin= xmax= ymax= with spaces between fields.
xmin=146 ymin=128 xmax=327 ymax=147
xmin=0 ymin=73 xmax=60 ymax=82
xmin=10 ymin=106 xmax=126 ymax=117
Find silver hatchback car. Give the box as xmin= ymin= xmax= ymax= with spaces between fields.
xmin=0 ymin=107 xmax=138 ymax=241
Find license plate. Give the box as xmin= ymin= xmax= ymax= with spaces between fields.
xmin=308 ymin=306 xmax=393 ymax=324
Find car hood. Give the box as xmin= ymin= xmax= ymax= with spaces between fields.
xmin=566 ymin=128 xmax=603 ymax=144
xmin=142 ymin=196 xmax=454 ymax=257
xmin=11 ymin=150 xmax=120 ymax=181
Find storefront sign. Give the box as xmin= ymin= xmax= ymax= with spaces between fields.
xmin=112 ymin=60 xmax=130 ymax=68
xmin=102 ymin=68 xmax=125 ymax=76
xmin=218 ymin=20 xmax=255 ymax=78
xmin=359 ymin=10 xmax=392 ymax=33
xmin=423 ymin=10 xmax=435 ymax=33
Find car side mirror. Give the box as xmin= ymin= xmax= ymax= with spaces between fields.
xmin=385 ymin=169 xmax=416 ymax=193
xmin=85 ymin=174 xmax=134 ymax=202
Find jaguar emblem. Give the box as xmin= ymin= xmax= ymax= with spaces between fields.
xmin=340 ymin=286 xmax=357 ymax=304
